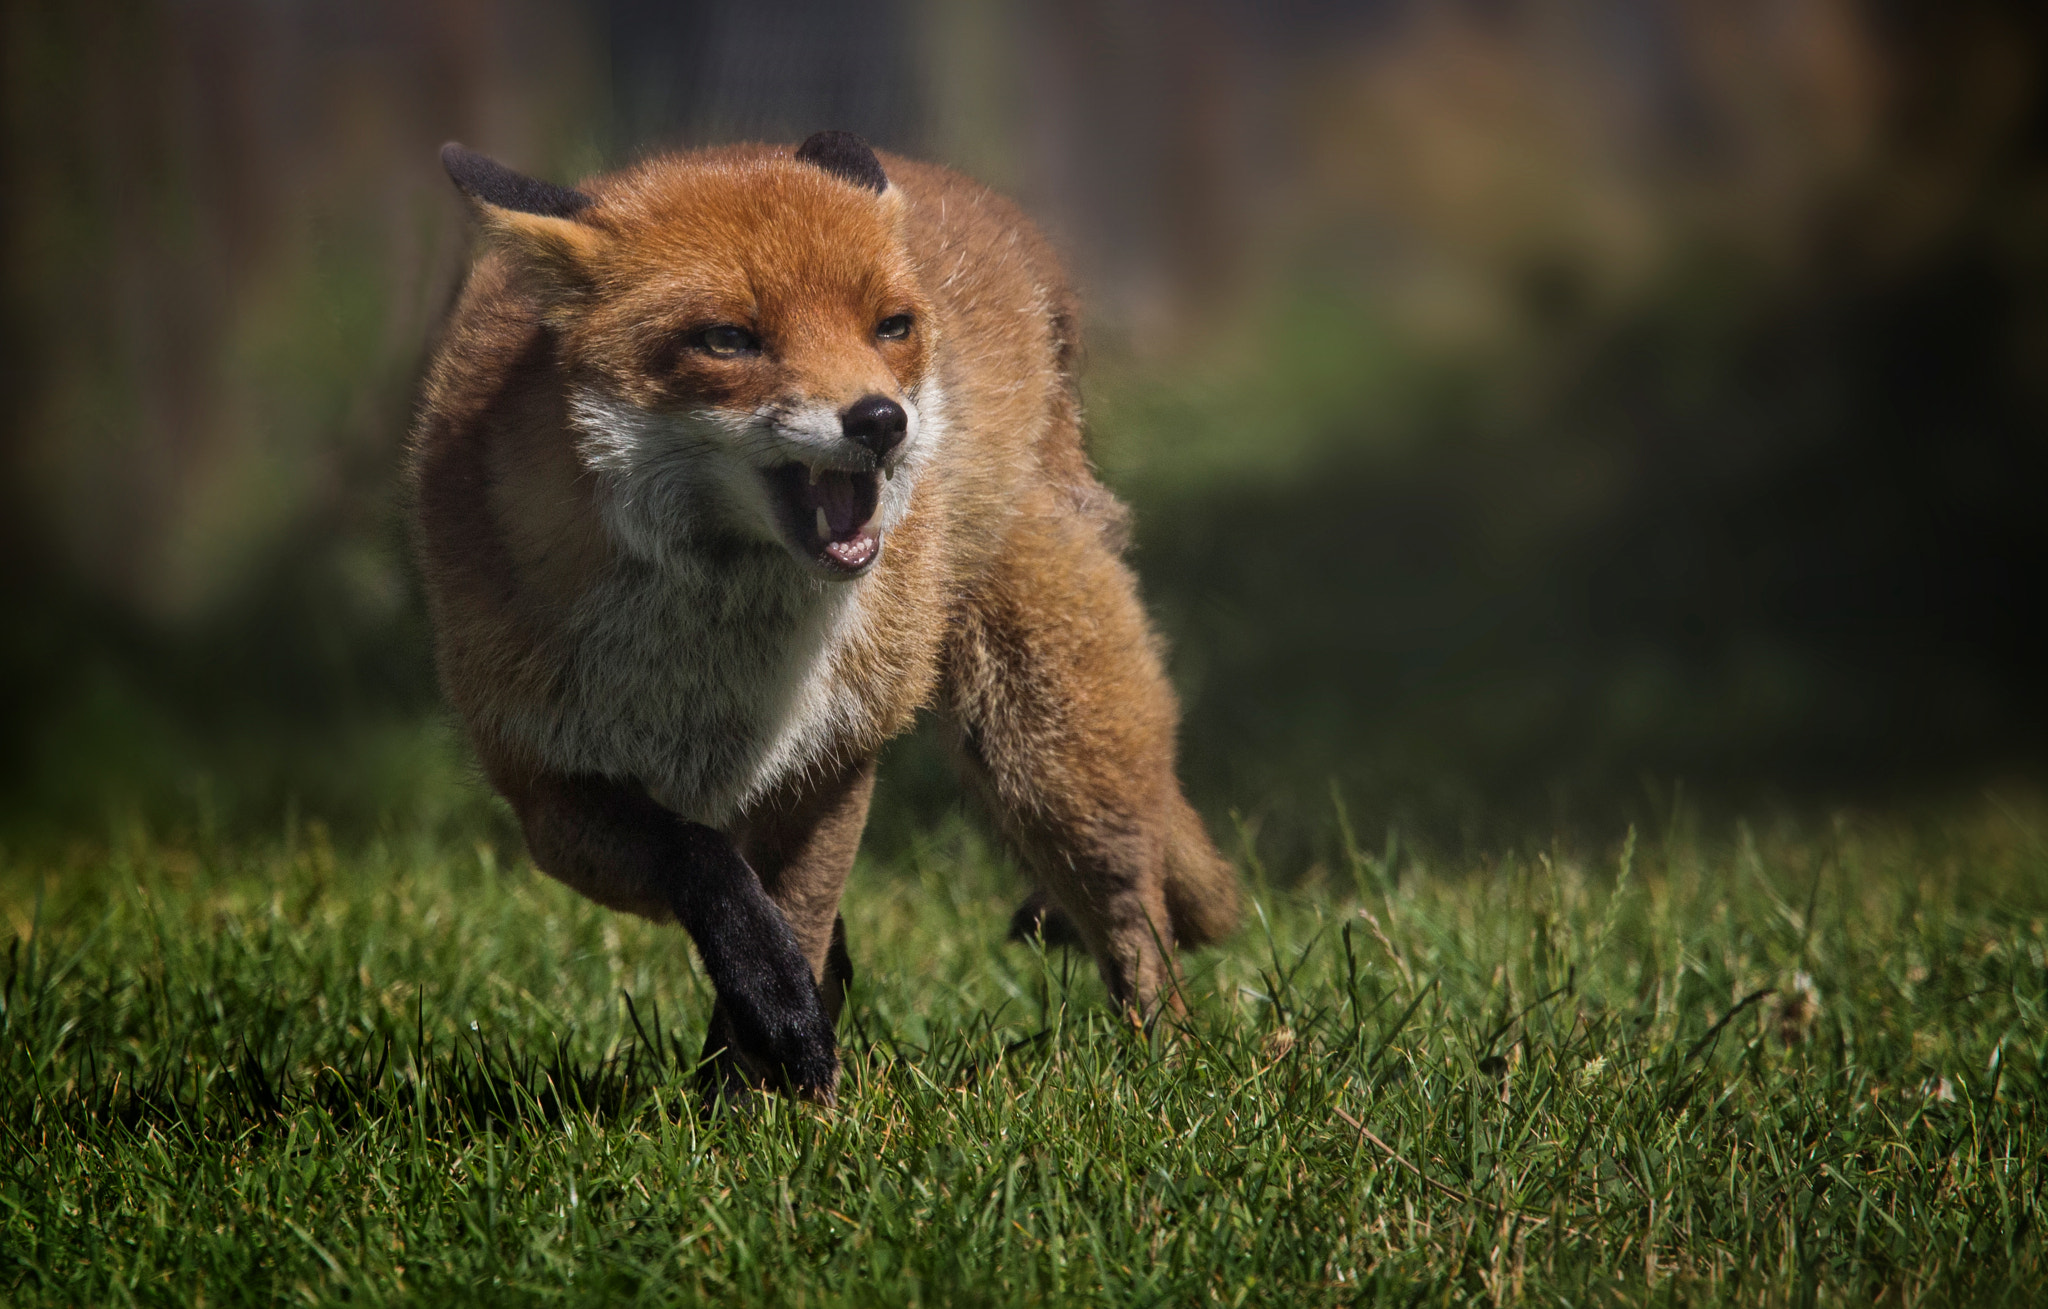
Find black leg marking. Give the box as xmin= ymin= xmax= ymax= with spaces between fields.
xmin=826 ymin=914 xmax=854 ymax=1004
xmin=515 ymin=774 xmax=836 ymax=1100
xmin=668 ymin=823 xmax=838 ymax=1098
xmin=1007 ymin=889 xmax=1085 ymax=948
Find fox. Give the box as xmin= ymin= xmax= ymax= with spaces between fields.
xmin=410 ymin=130 xmax=1238 ymax=1102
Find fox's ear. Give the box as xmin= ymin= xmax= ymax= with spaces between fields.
xmin=441 ymin=143 xmax=605 ymax=304
xmin=443 ymin=143 xmax=593 ymax=218
xmin=795 ymin=130 xmax=888 ymax=194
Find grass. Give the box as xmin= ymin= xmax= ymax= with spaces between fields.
xmin=2 ymin=797 xmax=2045 ymax=1306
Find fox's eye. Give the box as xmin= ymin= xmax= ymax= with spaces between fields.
xmin=875 ymin=314 xmax=914 ymax=341
xmin=697 ymin=325 xmax=760 ymax=357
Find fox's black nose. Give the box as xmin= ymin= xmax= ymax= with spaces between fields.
xmin=841 ymin=394 xmax=908 ymax=459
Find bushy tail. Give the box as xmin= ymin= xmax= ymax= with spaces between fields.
xmin=1163 ymin=792 xmax=1239 ymax=948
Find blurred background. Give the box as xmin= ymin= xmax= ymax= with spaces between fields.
xmin=4 ymin=0 xmax=2046 ymax=865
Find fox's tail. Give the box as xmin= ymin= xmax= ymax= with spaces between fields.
xmin=1163 ymin=792 xmax=1239 ymax=948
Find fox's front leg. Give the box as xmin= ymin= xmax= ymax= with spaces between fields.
xmin=501 ymin=770 xmax=837 ymax=1099
xmin=698 ymin=759 xmax=876 ymax=1102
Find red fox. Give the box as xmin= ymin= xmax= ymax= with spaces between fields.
xmin=411 ymin=131 xmax=1237 ymax=1101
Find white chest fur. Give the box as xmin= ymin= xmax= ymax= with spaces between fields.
xmin=496 ymin=547 xmax=870 ymax=827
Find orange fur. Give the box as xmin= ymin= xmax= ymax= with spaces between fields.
xmin=411 ymin=139 xmax=1237 ymax=1072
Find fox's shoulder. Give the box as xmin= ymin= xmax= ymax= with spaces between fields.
xmin=881 ymin=155 xmax=1079 ymax=376
xmin=409 ymin=252 xmax=610 ymax=678
xmin=876 ymin=155 xmax=1109 ymax=548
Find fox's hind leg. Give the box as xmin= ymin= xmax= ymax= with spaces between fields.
xmin=947 ymin=496 xmax=1237 ymax=1019
xmin=697 ymin=758 xmax=875 ymax=1101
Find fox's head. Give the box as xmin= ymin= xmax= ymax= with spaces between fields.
xmin=443 ymin=132 xmax=939 ymax=579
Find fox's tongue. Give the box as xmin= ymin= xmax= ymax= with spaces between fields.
xmin=765 ymin=463 xmax=883 ymax=574
xmin=798 ymin=469 xmax=877 ymax=542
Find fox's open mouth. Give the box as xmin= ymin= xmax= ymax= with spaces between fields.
xmin=764 ymin=463 xmax=882 ymax=575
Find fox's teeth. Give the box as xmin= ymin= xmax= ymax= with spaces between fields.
xmin=808 ymin=464 xmax=821 ymax=485
xmin=815 ymin=506 xmax=830 ymax=539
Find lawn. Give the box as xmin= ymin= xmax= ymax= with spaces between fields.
xmin=2 ymin=796 xmax=2044 ymax=1305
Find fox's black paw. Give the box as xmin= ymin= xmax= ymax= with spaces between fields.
xmin=710 ymin=994 xmax=839 ymax=1104
xmin=1008 ymin=890 xmax=1085 ymax=948
xmin=761 ymin=1014 xmax=839 ymax=1102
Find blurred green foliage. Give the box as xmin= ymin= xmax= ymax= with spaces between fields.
xmin=5 ymin=1 xmax=2047 ymax=861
